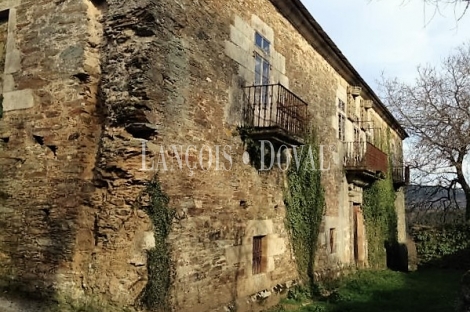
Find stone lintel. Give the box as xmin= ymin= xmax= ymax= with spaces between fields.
xmin=3 ymin=89 xmax=35 ymax=111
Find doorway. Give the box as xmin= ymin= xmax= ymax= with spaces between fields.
xmin=353 ymin=203 xmax=366 ymax=267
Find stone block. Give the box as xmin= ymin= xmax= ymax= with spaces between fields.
xmin=267 ymin=235 xmax=286 ymax=257
xmin=266 ymin=256 xmax=275 ymax=272
xmin=278 ymin=73 xmax=289 ymax=87
xmin=272 ymin=51 xmax=286 ymax=75
xmin=5 ymin=48 xmax=20 ymax=74
xmin=251 ymin=14 xmax=274 ymax=43
xmin=0 ymin=0 xmax=20 ymax=12
xmin=245 ymin=220 xmax=273 ymax=238
xmin=234 ymin=15 xmax=253 ymax=39
xmin=2 ymin=89 xmax=35 ymax=111
xmin=4 ymin=8 xmax=20 ymax=74
xmin=0 ymin=205 xmax=15 ymax=214
xmin=140 ymin=231 xmax=156 ymax=251
xmin=230 ymin=25 xmax=251 ymax=52
xmin=2 ymin=74 xmax=15 ymax=92
xmin=225 ymin=40 xmax=252 ymax=68
xmin=225 ymin=245 xmax=250 ymax=265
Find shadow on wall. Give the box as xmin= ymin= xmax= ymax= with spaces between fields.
xmin=385 ymin=237 xmax=418 ymax=272
xmin=0 ymin=179 xmax=83 ymax=302
xmin=0 ymin=0 xmax=108 ymax=307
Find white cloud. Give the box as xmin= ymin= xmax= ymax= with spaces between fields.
xmin=301 ymin=0 xmax=470 ymax=88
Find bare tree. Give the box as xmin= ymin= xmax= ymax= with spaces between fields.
xmin=406 ymin=185 xmax=464 ymax=226
xmin=381 ymin=42 xmax=470 ymax=221
xmin=369 ymin=0 xmax=470 ymax=21
xmin=423 ymin=0 xmax=470 ymax=20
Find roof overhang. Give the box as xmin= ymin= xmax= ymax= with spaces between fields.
xmin=269 ymin=0 xmax=409 ymax=139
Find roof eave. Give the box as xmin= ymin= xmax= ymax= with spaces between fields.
xmin=269 ymin=0 xmax=409 ymax=140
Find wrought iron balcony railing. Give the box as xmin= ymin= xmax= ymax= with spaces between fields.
xmin=392 ymin=164 xmax=410 ymax=187
xmin=241 ymin=83 xmax=308 ymax=145
xmin=344 ymin=141 xmax=388 ymax=181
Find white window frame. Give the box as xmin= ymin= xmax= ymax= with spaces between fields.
xmin=338 ymin=99 xmax=346 ymax=142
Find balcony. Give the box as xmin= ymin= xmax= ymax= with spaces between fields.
xmin=392 ymin=164 xmax=410 ymax=188
xmin=343 ymin=142 xmax=388 ymax=186
xmin=241 ymin=83 xmax=308 ymax=146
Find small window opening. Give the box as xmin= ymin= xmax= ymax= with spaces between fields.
xmin=252 ymin=235 xmax=266 ymax=275
xmin=338 ymin=99 xmax=346 ymax=142
xmin=329 ymin=228 xmax=336 ymax=254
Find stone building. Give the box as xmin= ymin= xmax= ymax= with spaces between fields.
xmin=0 ymin=0 xmax=408 ymax=311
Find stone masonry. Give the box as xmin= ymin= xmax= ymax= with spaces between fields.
xmin=0 ymin=0 xmax=408 ymax=311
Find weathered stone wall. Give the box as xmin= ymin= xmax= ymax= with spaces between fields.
xmin=0 ymin=0 xmax=407 ymax=311
xmin=82 ymin=0 xmax=345 ymax=310
xmin=86 ymin=0 xmax=306 ymax=310
xmin=0 ymin=0 xmax=104 ymax=303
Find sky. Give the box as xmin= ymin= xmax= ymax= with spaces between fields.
xmin=302 ymin=0 xmax=470 ymax=91
xmin=302 ymin=1 xmax=470 ymax=182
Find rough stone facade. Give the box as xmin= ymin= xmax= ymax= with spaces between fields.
xmin=0 ymin=0 xmax=104 ymax=302
xmin=0 ymin=0 xmax=408 ymax=311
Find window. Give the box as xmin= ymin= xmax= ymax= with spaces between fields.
xmin=255 ymin=32 xmax=270 ymax=54
xmin=338 ymin=114 xmax=345 ymax=141
xmin=254 ymin=32 xmax=271 ymax=105
xmin=254 ymin=32 xmax=270 ymax=86
xmin=252 ymin=235 xmax=266 ymax=275
xmin=329 ymin=228 xmax=336 ymax=254
xmin=338 ymin=99 xmax=346 ymax=141
xmin=254 ymin=53 xmax=270 ymax=86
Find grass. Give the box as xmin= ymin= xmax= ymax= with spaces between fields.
xmin=268 ymin=269 xmax=464 ymax=312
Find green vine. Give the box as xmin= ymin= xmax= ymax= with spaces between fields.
xmin=363 ymin=173 xmax=397 ymax=268
xmin=362 ymin=130 xmax=397 ymax=269
xmin=141 ymin=177 xmax=175 ymax=311
xmin=237 ymin=126 xmax=273 ymax=170
xmin=283 ymin=131 xmax=325 ymax=292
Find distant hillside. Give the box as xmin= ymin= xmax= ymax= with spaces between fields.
xmin=406 ymin=185 xmax=466 ymax=209
xmin=405 ymin=185 xmax=466 ymax=226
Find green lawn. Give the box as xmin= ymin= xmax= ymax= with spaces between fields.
xmin=270 ymin=269 xmax=465 ymax=312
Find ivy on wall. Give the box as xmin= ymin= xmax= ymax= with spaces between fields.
xmin=362 ymin=130 xmax=398 ymax=269
xmin=238 ymin=126 xmax=273 ymax=170
xmin=283 ymin=132 xmax=325 ymax=292
xmin=140 ymin=177 xmax=175 ymax=311
xmin=362 ymin=172 xmax=397 ymax=268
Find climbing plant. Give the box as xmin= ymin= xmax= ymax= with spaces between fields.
xmin=362 ymin=173 xmax=397 ymax=268
xmin=141 ymin=176 xmax=175 ymax=311
xmin=284 ymin=130 xmax=325 ymax=293
xmin=362 ymin=131 xmax=398 ymax=269
xmin=237 ymin=126 xmax=274 ymax=170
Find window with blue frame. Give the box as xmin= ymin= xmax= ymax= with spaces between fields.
xmin=254 ymin=32 xmax=271 ymax=106
xmin=254 ymin=53 xmax=270 ymax=86
xmin=255 ymin=32 xmax=270 ymax=54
